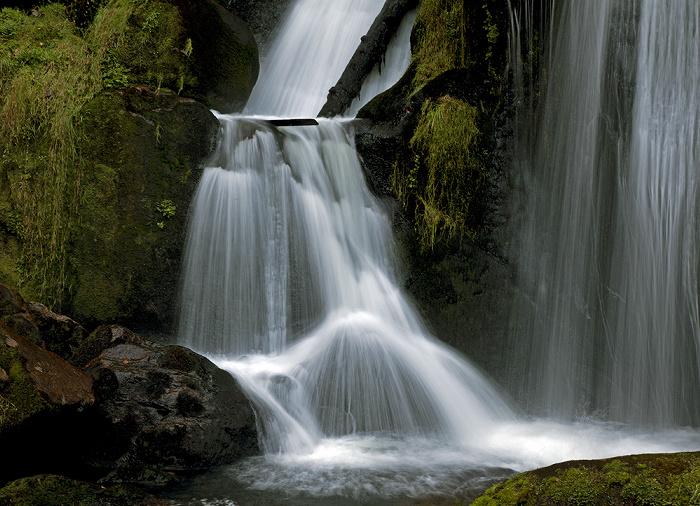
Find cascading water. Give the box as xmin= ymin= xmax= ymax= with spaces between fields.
xmin=510 ymin=0 xmax=700 ymax=426
xmin=173 ymin=0 xmax=700 ymax=503
xmin=180 ymin=0 xmax=513 ymax=443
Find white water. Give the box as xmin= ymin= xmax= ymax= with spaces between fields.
xmin=176 ymin=0 xmax=700 ymax=502
xmin=510 ymin=0 xmax=700 ymax=427
xmin=243 ymin=0 xmax=384 ymax=117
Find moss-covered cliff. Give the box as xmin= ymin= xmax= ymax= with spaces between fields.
xmin=0 ymin=0 xmax=258 ymax=330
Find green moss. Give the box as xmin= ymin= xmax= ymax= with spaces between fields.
xmin=0 ymin=2 xmax=132 ymax=309
xmin=411 ymin=0 xmax=466 ymax=89
xmin=471 ymin=453 xmax=700 ymax=506
xmin=393 ymin=95 xmax=487 ymax=251
xmin=0 ymin=0 xmax=252 ymax=323
xmin=0 ymin=474 xmax=155 ymax=505
xmin=410 ymin=0 xmax=507 ymax=96
xmin=0 ymin=337 xmax=46 ymax=429
xmin=105 ymin=0 xmax=195 ymax=93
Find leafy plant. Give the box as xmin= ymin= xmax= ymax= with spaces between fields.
xmin=156 ymin=199 xmax=176 ymax=219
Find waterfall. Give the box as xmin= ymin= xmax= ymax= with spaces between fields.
xmin=178 ymin=0 xmax=513 ymax=460
xmin=172 ymin=0 xmax=700 ymax=501
xmin=510 ymin=0 xmax=700 ymax=425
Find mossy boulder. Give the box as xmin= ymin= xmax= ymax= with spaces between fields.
xmin=0 ymin=474 xmax=163 ymax=506
xmin=67 ymin=86 xmax=218 ymax=330
xmin=104 ymin=0 xmax=259 ymax=112
xmin=472 ymin=453 xmax=700 ymax=506
xmin=0 ymin=1 xmax=257 ymax=330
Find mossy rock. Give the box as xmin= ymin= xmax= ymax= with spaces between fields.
xmin=93 ymin=0 xmax=258 ymax=112
xmin=471 ymin=453 xmax=700 ymax=506
xmin=0 ymin=474 xmax=160 ymax=505
xmin=66 ymin=86 xmax=218 ymax=330
xmin=0 ymin=1 xmax=256 ymax=328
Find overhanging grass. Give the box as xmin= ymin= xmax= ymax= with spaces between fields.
xmin=393 ymin=95 xmax=486 ymax=251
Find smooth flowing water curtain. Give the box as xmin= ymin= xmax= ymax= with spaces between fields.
xmin=508 ymin=0 xmax=700 ymax=426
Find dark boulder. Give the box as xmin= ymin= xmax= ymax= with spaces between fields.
xmin=81 ymin=326 xmax=259 ymax=473
xmin=0 ymin=320 xmax=96 ymax=485
xmin=26 ymin=302 xmax=87 ymax=361
xmin=216 ymin=0 xmax=294 ymax=54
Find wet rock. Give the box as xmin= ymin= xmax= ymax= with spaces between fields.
xmin=0 ymin=323 xmax=94 ymax=423
xmin=0 ymin=284 xmax=27 ymax=316
xmin=99 ymin=462 xmax=182 ymax=489
xmin=353 ymin=66 xmax=518 ymax=378
xmin=1 ymin=312 xmax=42 ymax=347
xmin=82 ymin=328 xmax=258 ymax=473
xmin=70 ymin=324 xmax=140 ymax=369
xmin=177 ymin=0 xmax=259 ymax=112
xmin=0 ymin=322 xmax=96 ymax=484
xmin=217 ymin=0 xmax=294 ymax=54
xmin=27 ymin=302 xmax=87 ymax=360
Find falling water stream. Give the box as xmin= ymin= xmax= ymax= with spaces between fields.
xmin=172 ymin=1 xmax=700 ymax=504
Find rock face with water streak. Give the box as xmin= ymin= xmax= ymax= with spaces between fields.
xmin=318 ymin=0 xmax=420 ymax=117
xmin=354 ymin=51 xmax=519 ymax=379
xmin=79 ymin=325 xmax=259 ymax=472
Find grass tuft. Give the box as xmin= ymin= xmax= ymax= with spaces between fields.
xmin=393 ymin=95 xmax=486 ymax=251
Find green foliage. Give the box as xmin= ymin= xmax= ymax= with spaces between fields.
xmin=0 ymin=0 xmax=194 ymax=311
xmin=0 ymin=3 xmax=107 ymax=307
xmin=393 ymin=95 xmax=486 ymax=251
xmin=156 ymin=199 xmax=176 ymax=219
xmin=104 ymin=0 xmax=195 ymax=94
xmin=410 ymin=0 xmax=506 ymax=94
xmin=411 ymin=0 xmax=466 ymax=89
xmin=66 ymin=0 xmax=105 ymax=30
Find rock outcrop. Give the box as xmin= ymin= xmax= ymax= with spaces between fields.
xmin=0 ymin=474 xmax=166 ymax=506
xmin=0 ymin=0 xmax=259 ymax=331
xmin=319 ymin=0 xmax=420 ymax=118
xmin=79 ymin=325 xmax=259 ymax=473
xmin=69 ymin=86 xmax=219 ymax=330
xmin=0 ymin=285 xmax=259 ymax=486
xmin=472 ymin=452 xmax=700 ymax=506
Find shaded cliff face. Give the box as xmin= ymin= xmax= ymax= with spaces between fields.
xmin=0 ymin=0 xmax=259 ymax=331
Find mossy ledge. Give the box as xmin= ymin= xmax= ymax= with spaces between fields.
xmin=471 ymin=452 xmax=700 ymax=506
